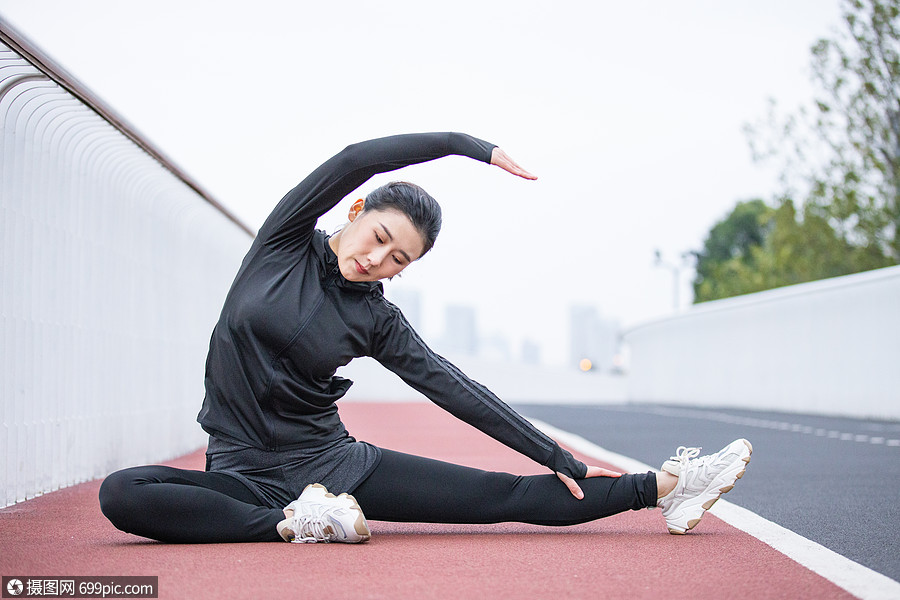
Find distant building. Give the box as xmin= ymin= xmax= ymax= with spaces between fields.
xmin=442 ymin=305 xmax=479 ymax=356
xmin=386 ymin=288 xmax=423 ymax=331
xmin=569 ymin=305 xmax=620 ymax=372
xmin=520 ymin=339 xmax=542 ymax=365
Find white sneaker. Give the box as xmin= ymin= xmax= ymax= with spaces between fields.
xmin=277 ymin=483 xmax=371 ymax=543
xmin=657 ymin=439 xmax=752 ymax=535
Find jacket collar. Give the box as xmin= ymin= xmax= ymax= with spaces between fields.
xmin=314 ymin=230 xmax=383 ymax=294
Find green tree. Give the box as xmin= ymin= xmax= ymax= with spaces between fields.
xmin=698 ymin=0 xmax=900 ymax=303
xmin=745 ymin=0 xmax=900 ymax=264
xmin=692 ymin=200 xmax=773 ymax=302
xmin=807 ymin=0 xmax=900 ymax=261
xmin=693 ymin=198 xmax=862 ymax=302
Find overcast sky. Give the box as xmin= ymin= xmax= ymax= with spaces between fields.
xmin=0 ymin=0 xmax=845 ymax=364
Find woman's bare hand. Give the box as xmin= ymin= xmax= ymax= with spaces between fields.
xmin=490 ymin=147 xmax=537 ymax=180
xmin=556 ymin=466 xmax=624 ymax=500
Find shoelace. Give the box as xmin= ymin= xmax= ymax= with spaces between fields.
xmin=288 ymin=507 xmax=332 ymax=543
xmin=670 ymin=446 xmax=701 ymax=467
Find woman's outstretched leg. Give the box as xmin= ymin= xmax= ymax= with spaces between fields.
xmin=99 ymin=466 xmax=284 ymax=543
xmin=351 ymin=448 xmax=657 ymax=526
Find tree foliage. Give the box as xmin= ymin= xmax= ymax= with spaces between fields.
xmin=692 ymin=200 xmax=773 ymax=302
xmin=806 ymin=0 xmax=900 ymax=260
xmin=693 ymin=198 xmax=873 ymax=302
xmin=697 ymin=0 xmax=900 ymax=303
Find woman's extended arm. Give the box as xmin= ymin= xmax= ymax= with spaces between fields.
xmin=371 ymin=300 xmax=623 ymax=498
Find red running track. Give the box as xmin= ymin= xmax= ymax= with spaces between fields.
xmin=0 ymin=402 xmax=853 ymax=599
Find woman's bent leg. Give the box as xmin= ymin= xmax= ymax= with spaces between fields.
xmin=352 ymin=449 xmax=657 ymax=526
xmin=99 ymin=466 xmax=284 ymax=543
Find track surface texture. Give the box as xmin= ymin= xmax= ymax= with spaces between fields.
xmin=1 ymin=402 xmax=856 ymax=599
xmin=515 ymin=402 xmax=900 ymax=584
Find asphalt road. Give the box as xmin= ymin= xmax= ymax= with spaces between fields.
xmin=514 ymin=403 xmax=900 ymax=583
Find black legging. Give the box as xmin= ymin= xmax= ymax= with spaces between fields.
xmin=99 ymin=448 xmax=658 ymax=543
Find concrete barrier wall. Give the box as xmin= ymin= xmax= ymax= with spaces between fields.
xmin=339 ymin=356 xmax=628 ymax=405
xmin=0 ymin=32 xmax=251 ymax=506
xmin=622 ymin=265 xmax=900 ymax=420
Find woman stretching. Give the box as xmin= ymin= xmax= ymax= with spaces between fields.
xmin=99 ymin=132 xmax=751 ymax=543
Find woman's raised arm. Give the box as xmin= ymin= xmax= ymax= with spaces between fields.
xmin=258 ymin=132 xmax=498 ymax=251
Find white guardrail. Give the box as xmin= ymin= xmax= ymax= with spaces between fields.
xmin=1 ymin=19 xmax=253 ymax=506
xmin=623 ymin=265 xmax=900 ymax=421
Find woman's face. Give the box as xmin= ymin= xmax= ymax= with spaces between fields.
xmin=330 ymin=208 xmax=426 ymax=282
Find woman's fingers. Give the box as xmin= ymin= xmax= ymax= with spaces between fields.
xmin=557 ymin=465 xmax=625 ymax=500
xmin=556 ymin=471 xmax=584 ymax=500
xmin=585 ymin=465 xmax=624 ymax=478
xmin=490 ymin=147 xmax=538 ymax=180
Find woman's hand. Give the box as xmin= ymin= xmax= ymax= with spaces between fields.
xmin=490 ymin=147 xmax=538 ymax=180
xmin=556 ymin=466 xmax=624 ymax=500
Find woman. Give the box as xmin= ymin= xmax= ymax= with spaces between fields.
xmin=99 ymin=132 xmax=751 ymax=543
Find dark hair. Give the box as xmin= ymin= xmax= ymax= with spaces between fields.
xmin=363 ymin=181 xmax=442 ymax=256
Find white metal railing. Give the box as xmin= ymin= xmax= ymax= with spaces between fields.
xmin=1 ymin=18 xmax=253 ymax=506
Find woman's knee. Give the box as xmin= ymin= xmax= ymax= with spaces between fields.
xmin=98 ymin=466 xmax=150 ymax=528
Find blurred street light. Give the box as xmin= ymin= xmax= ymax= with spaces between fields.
xmin=654 ymin=250 xmax=693 ymax=311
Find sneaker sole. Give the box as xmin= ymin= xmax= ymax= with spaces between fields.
xmin=667 ymin=439 xmax=752 ymax=535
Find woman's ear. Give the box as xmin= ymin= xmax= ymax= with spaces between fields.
xmin=348 ymin=198 xmax=365 ymax=222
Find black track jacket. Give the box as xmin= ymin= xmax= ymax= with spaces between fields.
xmin=197 ymin=132 xmax=588 ymax=479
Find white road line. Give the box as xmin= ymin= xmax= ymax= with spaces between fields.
xmin=529 ymin=418 xmax=900 ymax=600
xmin=625 ymin=406 xmax=900 ymax=449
